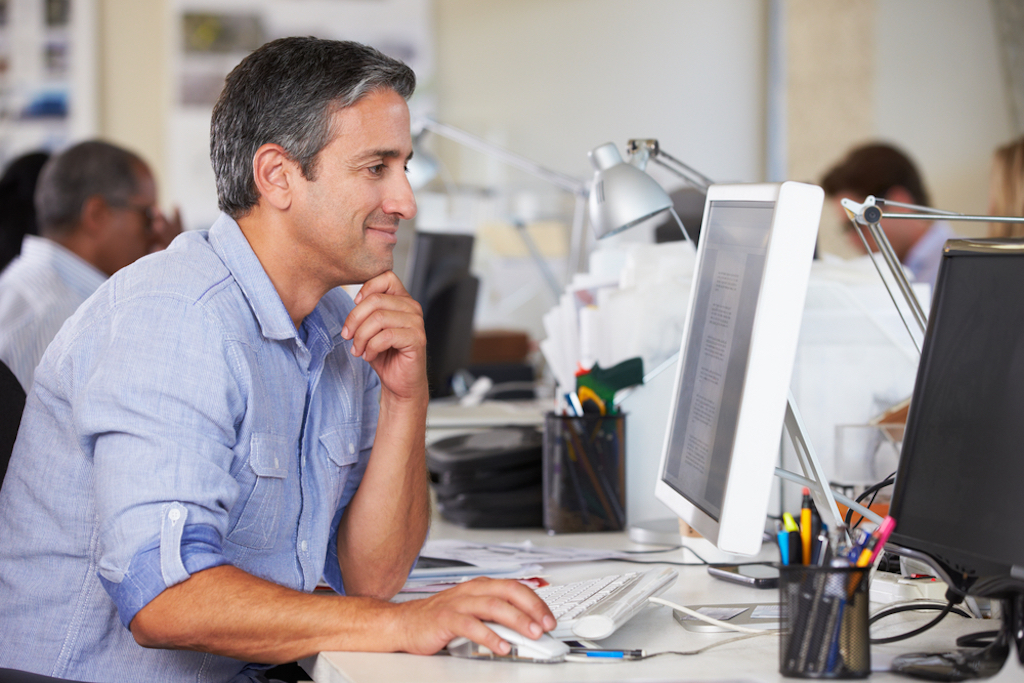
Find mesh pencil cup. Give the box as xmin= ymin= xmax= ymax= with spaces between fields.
xmin=542 ymin=412 xmax=626 ymax=533
xmin=779 ymin=565 xmax=871 ymax=679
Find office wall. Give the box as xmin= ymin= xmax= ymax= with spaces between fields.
xmin=433 ymin=0 xmax=766 ymax=189
xmin=94 ymin=0 xmax=1013 ymax=244
xmin=96 ymin=0 xmax=169 ymax=201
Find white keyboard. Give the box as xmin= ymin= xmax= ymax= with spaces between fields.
xmin=536 ymin=567 xmax=678 ymax=640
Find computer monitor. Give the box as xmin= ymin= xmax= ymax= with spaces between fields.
xmin=653 ymin=182 xmax=823 ymax=556
xmin=886 ymin=239 xmax=1024 ymax=677
xmin=405 ymin=231 xmax=480 ymax=398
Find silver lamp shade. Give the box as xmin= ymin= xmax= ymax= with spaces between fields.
xmin=588 ymin=142 xmax=672 ymax=239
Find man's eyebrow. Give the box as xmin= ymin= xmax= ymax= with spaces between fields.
xmin=353 ymin=149 xmax=414 ymax=164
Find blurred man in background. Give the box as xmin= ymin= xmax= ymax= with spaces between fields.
xmin=821 ymin=142 xmax=956 ymax=288
xmin=0 ymin=140 xmax=179 ymax=390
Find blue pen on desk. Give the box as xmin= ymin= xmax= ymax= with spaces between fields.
xmin=569 ymin=648 xmax=644 ymax=660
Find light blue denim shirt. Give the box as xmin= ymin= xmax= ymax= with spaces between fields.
xmin=0 ymin=213 xmax=380 ymax=682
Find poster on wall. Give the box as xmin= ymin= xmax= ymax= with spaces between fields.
xmin=169 ymin=0 xmax=434 ymax=231
xmin=0 ymin=0 xmax=96 ymax=168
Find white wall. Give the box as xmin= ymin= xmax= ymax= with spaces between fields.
xmin=875 ymin=0 xmax=1012 ymax=217
xmin=92 ymin=1 xmax=1013 ymax=239
xmin=433 ymin=0 xmax=767 ymax=191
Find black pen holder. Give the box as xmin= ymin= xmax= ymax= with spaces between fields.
xmin=542 ymin=412 xmax=626 ymax=533
xmin=779 ymin=565 xmax=871 ymax=678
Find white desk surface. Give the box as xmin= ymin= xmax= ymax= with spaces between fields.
xmin=303 ymin=519 xmax=1023 ymax=683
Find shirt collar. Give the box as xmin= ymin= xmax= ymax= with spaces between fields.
xmin=206 ymin=213 xmax=346 ymax=344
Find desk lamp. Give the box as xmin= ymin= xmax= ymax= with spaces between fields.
xmin=587 ymin=140 xmax=698 ymax=242
xmin=840 ymin=196 xmax=1024 ymax=354
xmin=593 ymin=141 xmax=881 ymax=548
xmin=412 ymin=117 xmax=590 ymax=286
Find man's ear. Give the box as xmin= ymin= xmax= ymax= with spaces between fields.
xmin=252 ymin=143 xmax=299 ymax=211
xmin=78 ymin=195 xmax=110 ymax=236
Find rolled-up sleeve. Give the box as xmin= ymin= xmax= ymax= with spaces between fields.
xmin=74 ymin=292 xmax=244 ymax=628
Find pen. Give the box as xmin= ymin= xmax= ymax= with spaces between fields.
xmin=569 ymin=647 xmax=644 ymax=659
xmin=856 ymin=516 xmax=897 ymax=567
xmin=814 ymin=528 xmax=830 ymax=566
xmin=783 ymin=512 xmax=801 ymax=564
xmin=869 ymin=516 xmax=897 ymax=563
xmin=800 ymin=487 xmax=813 ymax=565
xmin=776 ymin=521 xmax=790 ymax=565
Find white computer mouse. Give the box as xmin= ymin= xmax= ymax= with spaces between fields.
xmin=446 ymin=622 xmax=569 ymax=663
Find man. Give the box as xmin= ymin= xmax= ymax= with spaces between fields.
xmin=821 ymin=142 xmax=956 ymax=288
xmin=0 ymin=141 xmax=178 ymax=391
xmin=0 ymin=38 xmax=552 ymax=682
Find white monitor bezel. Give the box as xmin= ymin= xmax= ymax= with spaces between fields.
xmin=653 ymin=181 xmax=823 ymax=556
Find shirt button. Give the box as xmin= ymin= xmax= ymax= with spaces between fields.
xmin=301 ymin=540 xmax=308 ymax=552
xmin=348 ymin=443 xmax=355 ymax=454
xmin=168 ymin=508 xmax=181 ymax=522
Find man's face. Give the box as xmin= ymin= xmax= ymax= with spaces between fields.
xmin=290 ymin=88 xmax=416 ymax=287
xmin=97 ymin=165 xmax=159 ymax=276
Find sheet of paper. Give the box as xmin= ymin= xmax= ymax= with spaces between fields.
xmin=419 ymin=539 xmax=627 ymax=567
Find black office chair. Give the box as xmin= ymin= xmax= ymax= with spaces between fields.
xmin=0 ymin=358 xmax=26 ymax=486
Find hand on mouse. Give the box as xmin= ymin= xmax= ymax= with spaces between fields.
xmin=388 ymin=577 xmax=556 ymax=656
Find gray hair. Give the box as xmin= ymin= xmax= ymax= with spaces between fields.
xmin=210 ymin=37 xmax=416 ymax=219
xmin=35 ymin=140 xmax=146 ymax=238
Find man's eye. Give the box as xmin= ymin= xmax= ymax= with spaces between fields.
xmin=368 ymin=164 xmax=385 ymax=176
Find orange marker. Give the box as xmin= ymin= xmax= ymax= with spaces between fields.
xmin=800 ymin=487 xmax=812 ymax=565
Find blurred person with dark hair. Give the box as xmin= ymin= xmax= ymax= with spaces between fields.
xmin=0 ymin=140 xmax=178 ymax=391
xmin=821 ymin=142 xmax=956 ymax=287
xmin=988 ymin=135 xmax=1024 ymax=237
xmin=0 ymin=150 xmax=49 ymax=272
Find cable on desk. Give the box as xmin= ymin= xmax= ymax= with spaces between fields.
xmin=637 ymin=632 xmax=771 ymax=659
xmin=648 ymin=596 xmax=778 ymax=634
xmin=612 ymin=544 xmax=711 ymax=566
xmin=870 ymin=600 xmax=955 ymax=645
xmin=870 ymin=601 xmax=973 ymax=625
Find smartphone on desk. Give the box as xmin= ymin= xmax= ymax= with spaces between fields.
xmin=707 ymin=563 xmax=779 ymax=589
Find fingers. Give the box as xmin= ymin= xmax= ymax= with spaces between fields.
xmin=342 ymin=300 xmax=423 ymax=362
xmin=354 ymin=270 xmax=410 ymax=301
xmin=341 ymin=273 xmax=423 ymax=363
xmin=397 ymin=578 xmax=556 ymax=656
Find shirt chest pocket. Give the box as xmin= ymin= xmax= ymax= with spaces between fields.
xmin=319 ymin=427 xmax=362 ymax=510
xmin=226 ymin=433 xmax=290 ymax=550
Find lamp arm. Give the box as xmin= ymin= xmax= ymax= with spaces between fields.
xmin=882 ymin=212 xmax=1024 ymax=224
xmin=650 ymin=149 xmax=715 ymax=192
xmin=840 ymin=196 xmax=1024 ymax=351
xmin=844 ymin=196 xmax=1024 ymax=226
xmin=418 ymin=118 xmax=587 ymax=196
xmin=626 ymin=139 xmax=714 ymax=192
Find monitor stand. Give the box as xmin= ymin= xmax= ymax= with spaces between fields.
xmin=890 ymin=594 xmax=1023 ymax=681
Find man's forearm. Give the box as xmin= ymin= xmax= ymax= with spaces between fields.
xmin=130 ymin=565 xmax=405 ymax=663
xmin=336 ymin=388 xmax=430 ymax=598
